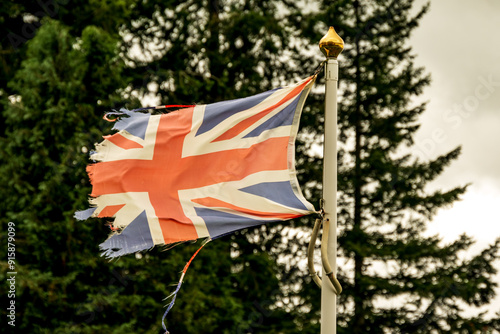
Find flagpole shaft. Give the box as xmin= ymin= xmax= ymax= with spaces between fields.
xmin=321 ymin=58 xmax=339 ymax=334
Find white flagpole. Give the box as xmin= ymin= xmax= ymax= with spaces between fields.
xmin=319 ymin=26 xmax=344 ymax=334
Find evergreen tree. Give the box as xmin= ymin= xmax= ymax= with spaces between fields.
xmin=292 ymin=0 xmax=500 ymax=332
xmin=0 ymin=0 xmax=134 ymax=111
xmin=0 ymin=19 xmax=134 ymax=332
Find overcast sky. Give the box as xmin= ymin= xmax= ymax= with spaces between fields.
xmin=409 ymin=0 xmax=500 ymax=315
xmin=410 ymin=0 xmax=500 ymax=247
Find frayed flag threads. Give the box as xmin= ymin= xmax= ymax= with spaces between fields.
xmin=161 ymin=238 xmax=211 ymax=333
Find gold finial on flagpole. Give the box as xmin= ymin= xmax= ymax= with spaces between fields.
xmin=319 ymin=26 xmax=344 ymax=59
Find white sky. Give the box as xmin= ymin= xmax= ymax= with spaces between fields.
xmin=410 ymin=0 xmax=500 ymax=316
xmin=411 ymin=0 xmax=500 ymax=250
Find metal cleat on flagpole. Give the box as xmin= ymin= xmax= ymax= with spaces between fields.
xmin=319 ymin=26 xmax=344 ymax=334
xmin=307 ymin=216 xmax=342 ymax=295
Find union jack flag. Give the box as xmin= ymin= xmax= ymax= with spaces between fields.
xmin=76 ymin=75 xmax=317 ymax=258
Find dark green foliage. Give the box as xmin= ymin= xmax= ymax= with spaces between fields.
xmin=120 ymin=0 xmax=302 ymax=104
xmin=0 ymin=19 xmax=132 ymax=333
